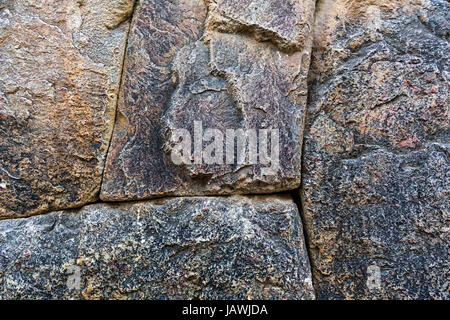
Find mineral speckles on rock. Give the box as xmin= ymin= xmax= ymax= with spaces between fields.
xmin=0 ymin=0 xmax=447 ymax=302
xmin=0 ymin=196 xmax=315 ymax=300
xmin=0 ymin=0 xmax=133 ymax=219
xmin=101 ymin=0 xmax=315 ymax=201
xmin=302 ymin=0 xmax=449 ymax=299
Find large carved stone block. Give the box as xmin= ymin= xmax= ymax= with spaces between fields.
xmin=0 ymin=196 xmax=315 ymax=299
xmin=302 ymin=0 xmax=449 ymax=299
xmin=101 ymin=0 xmax=315 ymax=201
xmin=0 ymin=0 xmax=135 ymax=218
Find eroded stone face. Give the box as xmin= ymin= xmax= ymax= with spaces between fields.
xmin=0 ymin=196 xmax=315 ymax=300
xmin=101 ymin=0 xmax=315 ymax=201
xmin=205 ymin=0 xmax=314 ymax=51
xmin=0 ymin=0 xmax=134 ymax=218
xmin=302 ymin=0 xmax=449 ymax=299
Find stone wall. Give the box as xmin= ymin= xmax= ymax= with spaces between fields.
xmin=0 ymin=0 xmax=448 ymax=299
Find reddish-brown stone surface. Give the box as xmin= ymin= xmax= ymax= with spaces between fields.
xmin=0 ymin=0 xmax=134 ymax=219
xmin=101 ymin=0 xmax=315 ymax=201
xmin=1 ymin=0 xmax=448 ymax=301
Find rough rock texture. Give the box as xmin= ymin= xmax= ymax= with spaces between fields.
xmin=0 ymin=0 xmax=134 ymax=219
xmin=205 ymin=0 xmax=313 ymax=51
xmin=302 ymin=0 xmax=449 ymax=299
xmin=101 ymin=0 xmax=315 ymax=201
xmin=0 ymin=195 xmax=315 ymax=300
xmin=1 ymin=0 xmax=448 ymax=301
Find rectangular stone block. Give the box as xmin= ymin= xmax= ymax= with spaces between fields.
xmin=101 ymin=0 xmax=315 ymax=201
xmin=0 ymin=195 xmax=315 ymax=299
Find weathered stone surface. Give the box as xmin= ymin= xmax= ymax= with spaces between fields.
xmin=0 ymin=0 xmax=134 ymax=219
xmin=0 ymin=195 xmax=315 ymax=300
xmin=101 ymin=0 xmax=315 ymax=201
xmin=302 ymin=0 xmax=449 ymax=299
xmin=205 ymin=0 xmax=314 ymax=51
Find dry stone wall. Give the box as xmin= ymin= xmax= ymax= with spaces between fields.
xmin=0 ymin=0 xmax=448 ymax=300
xmin=0 ymin=0 xmax=135 ymax=219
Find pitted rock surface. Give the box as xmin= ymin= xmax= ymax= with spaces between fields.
xmin=0 ymin=195 xmax=315 ymax=300
xmin=302 ymin=0 xmax=449 ymax=299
